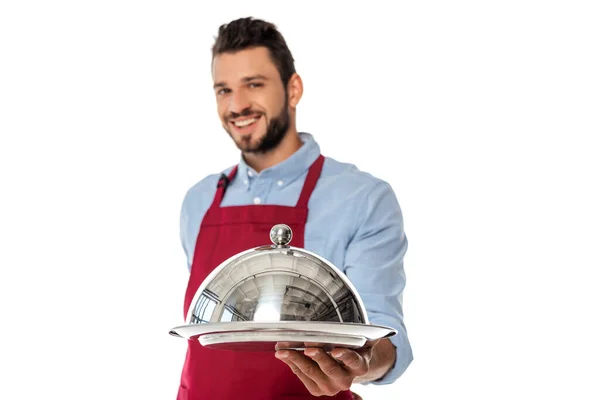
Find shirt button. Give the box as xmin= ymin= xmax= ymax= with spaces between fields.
xmin=248 ymin=170 xmax=253 ymax=177
xmin=253 ymin=197 xmax=261 ymax=204
xmin=277 ymin=180 xmax=283 ymax=186
xmin=244 ymin=180 xmax=248 ymax=185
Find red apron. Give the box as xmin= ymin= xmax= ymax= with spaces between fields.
xmin=177 ymin=154 xmax=353 ymax=400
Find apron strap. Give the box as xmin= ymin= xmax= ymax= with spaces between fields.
xmin=210 ymin=165 xmax=238 ymax=209
xmin=296 ymin=154 xmax=325 ymax=208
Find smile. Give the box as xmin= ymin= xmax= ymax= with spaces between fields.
xmin=234 ymin=117 xmax=257 ymax=127
xmin=230 ymin=115 xmax=262 ymax=133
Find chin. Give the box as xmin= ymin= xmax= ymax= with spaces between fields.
xmin=232 ymin=128 xmax=266 ymax=146
xmin=237 ymin=138 xmax=264 ymax=153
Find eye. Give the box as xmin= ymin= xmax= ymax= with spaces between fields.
xmin=217 ymin=88 xmax=231 ymax=96
xmin=249 ymin=82 xmax=263 ymax=89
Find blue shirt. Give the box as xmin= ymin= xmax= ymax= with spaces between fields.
xmin=179 ymin=132 xmax=413 ymax=385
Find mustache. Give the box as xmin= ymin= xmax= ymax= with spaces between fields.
xmin=227 ymin=108 xmax=262 ymax=120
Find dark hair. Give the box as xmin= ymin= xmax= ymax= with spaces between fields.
xmin=212 ymin=17 xmax=296 ymax=86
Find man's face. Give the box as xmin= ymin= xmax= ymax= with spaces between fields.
xmin=212 ymin=46 xmax=290 ymax=154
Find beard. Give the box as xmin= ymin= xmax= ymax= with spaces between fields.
xmin=226 ymin=97 xmax=290 ymax=154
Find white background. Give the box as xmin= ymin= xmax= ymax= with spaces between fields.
xmin=1 ymin=1 xmax=599 ymax=399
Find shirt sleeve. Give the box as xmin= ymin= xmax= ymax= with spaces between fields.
xmin=343 ymin=180 xmax=413 ymax=385
xmin=180 ymin=193 xmax=191 ymax=271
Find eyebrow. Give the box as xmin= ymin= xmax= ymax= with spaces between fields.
xmin=213 ymin=74 xmax=268 ymax=89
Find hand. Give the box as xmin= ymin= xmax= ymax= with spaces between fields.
xmin=274 ymin=340 xmax=380 ymax=397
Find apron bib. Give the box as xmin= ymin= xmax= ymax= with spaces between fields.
xmin=177 ymin=154 xmax=353 ymax=400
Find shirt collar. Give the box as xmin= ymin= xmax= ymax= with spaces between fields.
xmin=237 ymin=132 xmax=321 ymax=187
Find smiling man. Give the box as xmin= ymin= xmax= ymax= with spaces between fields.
xmin=177 ymin=17 xmax=413 ymax=400
xmin=213 ymin=43 xmax=303 ymax=172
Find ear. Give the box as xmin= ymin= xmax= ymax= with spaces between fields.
xmin=287 ymin=73 xmax=303 ymax=109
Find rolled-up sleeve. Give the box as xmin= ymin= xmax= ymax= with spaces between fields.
xmin=343 ymin=180 xmax=413 ymax=385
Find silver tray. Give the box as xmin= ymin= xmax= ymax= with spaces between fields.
xmin=169 ymin=321 xmax=397 ymax=351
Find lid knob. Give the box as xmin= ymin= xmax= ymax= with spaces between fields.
xmin=270 ymin=224 xmax=293 ymax=247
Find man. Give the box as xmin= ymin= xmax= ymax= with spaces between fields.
xmin=177 ymin=17 xmax=412 ymax=399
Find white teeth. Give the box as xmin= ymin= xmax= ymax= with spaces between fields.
xmin=234 ymin=118 xmax=257 ymax=127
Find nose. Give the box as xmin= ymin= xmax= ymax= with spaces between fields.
xmin=228 ymin=90 xmax=251 ymax=114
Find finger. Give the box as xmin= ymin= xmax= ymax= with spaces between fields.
xmin=279 ymin=349 xmax=329 ymax=383
xmin=356 ymin=338 xmax=383 ymax=363
xmin=275 ymin=352 xmax=321 ymax=395
xmin=304 ymin=348 xmax=349 ymax=380
xmin=330 ymin=349 xmax=368 ymax=376
xmin=355 ymin=345 xmax=376 ymax=362
xmin=361 ymin=339 xmax=381 ymax=349
xmin=362 ymin=338 xmax=381 ymax=349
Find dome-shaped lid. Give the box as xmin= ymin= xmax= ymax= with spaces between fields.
xmin=186 ymin=224 xmax=370 ymax=326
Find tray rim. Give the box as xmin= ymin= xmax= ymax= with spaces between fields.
xmin=199 ymin=330 xmax=367 ymax=350
xmin=169 ymin=321 xmax=397 ymax=341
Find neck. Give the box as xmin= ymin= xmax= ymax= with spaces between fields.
xmin=243 ymin=129 xmax=303 ymax=173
